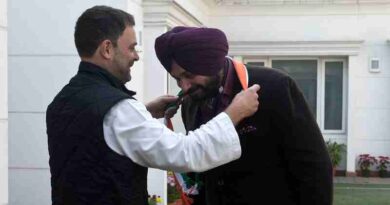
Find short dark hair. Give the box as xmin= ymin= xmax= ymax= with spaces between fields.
xmin=74 ymin=5 xmax=135 ymax=57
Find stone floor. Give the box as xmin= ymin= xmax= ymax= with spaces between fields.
xmin=334 ymin=176 xmax=390 ymax=184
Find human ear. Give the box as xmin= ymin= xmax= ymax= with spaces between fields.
xmin=99 ymin=40 xmax=114 ymax=59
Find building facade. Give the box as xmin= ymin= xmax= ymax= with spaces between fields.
xmin=3 ymin=0 xmax=390 ymax=204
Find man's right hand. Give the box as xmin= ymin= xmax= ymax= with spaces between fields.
xmin=224 ymin=84 xmax=260 ymax=125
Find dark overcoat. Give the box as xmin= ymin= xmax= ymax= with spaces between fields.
xmin=181 ymin=63 xmax=333 ymax=205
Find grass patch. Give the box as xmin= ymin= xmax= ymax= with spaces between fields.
xmin=334 ymin=183 xmax=390 ymax=205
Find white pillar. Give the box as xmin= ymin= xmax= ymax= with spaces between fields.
xmin=142 ymin=1 xmax=205 ymax=203
xmin=143 ymin=2 xmax=170 ymax=204
xmin=0 ymin=0 xmax=8 ymax=204
xmin=125 ymin=0 xmax=145 ymax=102
xmin=143 ymin=25 xmax=169 ymax=101
xmin=346 ymin=55 xmax=359 ymax=176
xmin=143 ymin=22 xmax=169 ymax=204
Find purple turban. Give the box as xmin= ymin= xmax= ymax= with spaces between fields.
xmin=154 ymin=26 xmax=229 ymax=76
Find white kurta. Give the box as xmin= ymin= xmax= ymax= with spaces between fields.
xmin=103 ymin=99 xmax=241 ymax=173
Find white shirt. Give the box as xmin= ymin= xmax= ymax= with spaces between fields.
xmin=103 ymin=99 xmax=241 ymax=173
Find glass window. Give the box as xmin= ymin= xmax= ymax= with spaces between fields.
xmin=272 ymin=60 xmax=318 ymax=118
xmin=247 ymin=62 xmax=265 ymax=67
xmin=324 ymin=62 xmax=343 ymax=130
xmin=245 ymin=57 xmax=346 ymax=132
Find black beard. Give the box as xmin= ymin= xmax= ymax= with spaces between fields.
xmin=188 ymin=75 xmax=221 ymax=102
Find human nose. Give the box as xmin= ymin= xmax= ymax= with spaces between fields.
xmin=133 ymin=50 xmax=139 ymax=61
xmin=178 ymin=79 xmax=191 ymax=93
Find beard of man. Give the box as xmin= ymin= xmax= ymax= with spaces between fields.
xmin=187 ymin=75 xmax=222 ymax=102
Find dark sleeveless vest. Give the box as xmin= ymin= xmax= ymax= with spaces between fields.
xmin=181 ymin=62 xmax=332 ymax=205
xmin=46 ymin=62 xmax=148 ymax=205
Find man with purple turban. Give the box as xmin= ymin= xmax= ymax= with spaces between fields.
xmin=155 ymin=26 xmax=333 ymax=205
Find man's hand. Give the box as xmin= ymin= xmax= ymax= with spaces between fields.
xmin=146 ymin=95 xmax=178 ymax=118
xmin=225 ymin=84 xmax=260 ymax=125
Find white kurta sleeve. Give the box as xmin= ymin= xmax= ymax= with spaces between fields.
xmin=103 ymin=99 xmax=241 ymax=173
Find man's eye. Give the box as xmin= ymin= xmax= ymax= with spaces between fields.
xmin=183 ymin=73 xmax=194 ymax=79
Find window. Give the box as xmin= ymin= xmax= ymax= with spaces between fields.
xmin=245 ymin=57 xmax=346 ymax=133
xmin=324 ymin=61 xmax=343 ymax=130
xmin=272 ymin=60 xmax=318 ymax=118
xmin=247 ymin=61 xmax=265 ymax=67
xmin=244 ymin=59 xmax=266 ymax=68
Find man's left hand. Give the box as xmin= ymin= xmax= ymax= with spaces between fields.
xmin=146 ymin=95 xmax=179 ymax=118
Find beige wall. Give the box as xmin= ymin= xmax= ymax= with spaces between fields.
xmin=0 ymin=0 xmax=8 ymax=204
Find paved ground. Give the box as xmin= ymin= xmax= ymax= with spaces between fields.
xmin=334 ymin=176 xmax=390 ymax=184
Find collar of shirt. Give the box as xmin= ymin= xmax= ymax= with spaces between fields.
xmin=78 ymin=61 xmax=136 ymax=97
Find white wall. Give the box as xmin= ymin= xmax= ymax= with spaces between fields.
xmin=7 ymin=0 xmax=145 ymax=204
xmin=0 ymin=0 xmax=8 ymax=204
xmin=207 ymin=4 xmax=390 ymax=173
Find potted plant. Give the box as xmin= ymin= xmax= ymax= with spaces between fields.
xmin=358 ymin=154 xmax=377 ymax=177
xmin=325 ymin=140 xmax=346 ymax=176
xmin=377 ymin=156 xmax=390 ymax=178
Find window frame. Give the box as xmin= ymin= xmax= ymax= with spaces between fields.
xmin=320 ymin=58 xmax=347 ymax=134
xmin=244 ymin=56 xmax=347 ymax=134
xmin=243 ymin=57 xmax=268 ymax=67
